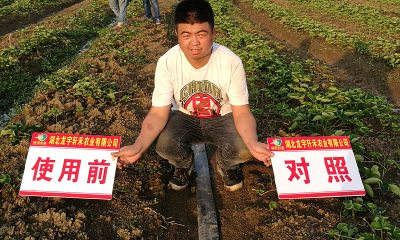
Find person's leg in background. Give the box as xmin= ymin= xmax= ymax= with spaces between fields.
xmin=117 ymin=0 xmax=128 ymax=26
xmin=142 ymin=0 xmax=153 ymax=20
xmin=109 ymin=0 xmax=128 ymax=29
xmin=142 ymin=0 xmax=162 ymax=24
xmin=150 ymin=0 xmax=161 ymax=24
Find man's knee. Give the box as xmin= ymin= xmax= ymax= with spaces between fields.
xmin=237 ymin=148 xmax=252 ymax=161
xmin=154 ymin=129 xmax=177 ymax=157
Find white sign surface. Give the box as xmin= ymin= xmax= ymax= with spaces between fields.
xmin=268 ymin=136 xmax=365 ymax=199
xmin=19 ymin=133 xmax=120 ymax=200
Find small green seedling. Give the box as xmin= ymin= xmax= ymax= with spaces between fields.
xmin=343 ymin=197 xmax=364 ymax=218
xmin=366 ymin=203 xmax=386 ymax=216
xmin=328 ymin=223 xmax=359 ymax=239
xmin=0 ymin=173 xmax=11 ymax=187
xmin=269 ymin=201 xmax=277 ymax=211
xmin=76 ymin=107 xmax=88 ymax=114
xmin=253 ymin=189 xmax=265 ymax=195
xmin=44 ymin=108 xmax=62 ymax=122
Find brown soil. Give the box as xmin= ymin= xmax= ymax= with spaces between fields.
xmin=0 ymin=0 xmax=400 ymax=239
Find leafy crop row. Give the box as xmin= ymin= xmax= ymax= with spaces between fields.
xmin=0 ymin=0 xmax=114 ymax=115
xmin=0 ymin=0 xmax=15 ymax=8
xmin=211 ymin=0 xmax=400 ymax=154
xmin=287 ymin=0 xmax=400 ymax=36
xmin=210 ymin=0 xmax=400 ymax=239
xmin=368 ymin=0 xmax=400 ymax=5
xmin=32 ymin=0 xmax=150 ymax=106
xmin=0 ymin=0 xmax=69 ymax=21
xmin=245 ymin=0 xmax=400 ymax=67
xmin=211 ymin=0 xmax=400 ymax=142
xmin=211 ymin=0 xmax=400 ymax=237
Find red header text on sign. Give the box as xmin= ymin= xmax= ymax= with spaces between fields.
xmin=30 ymin=132 xmax=120 ymax=150
xmin=19 ymin=133 xmax=120 ymax=200
xmin=268 ymin=136 xmax=365 ymax=199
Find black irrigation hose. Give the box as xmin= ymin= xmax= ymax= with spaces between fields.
xmin=67 ymin=0 xmax=91 ymax=27
xmin=193 ymin=144 xmax=220 ymax=240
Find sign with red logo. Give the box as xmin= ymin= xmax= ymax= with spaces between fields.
xmin=268 ymin=136 xmax=365 ymax=199
xmin=19 ymin=133 xmax=120 ymax=200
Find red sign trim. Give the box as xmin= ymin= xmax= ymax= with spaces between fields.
xmin=19 ymin=190 xmax=111 ymax=200
xmin=279 ymin=190 xmax=366 ymax=199
xmin=30 ymin=133 xmax=120 ymax=150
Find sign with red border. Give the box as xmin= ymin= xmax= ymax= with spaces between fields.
xmin=19 ymin=133 xmax=120 ymax=200
xmin=268 ymin=136 xmax=365 ymax=199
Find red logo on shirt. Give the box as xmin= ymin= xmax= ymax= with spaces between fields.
xmin=184 ymin=93 xmax=221 ymax=118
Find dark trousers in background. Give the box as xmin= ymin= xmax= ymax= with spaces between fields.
xmin=142 ymin=0 xmax=160 ymax=19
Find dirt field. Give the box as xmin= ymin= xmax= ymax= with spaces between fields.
xmin=0 ymin=0 xmax=399 ymax=239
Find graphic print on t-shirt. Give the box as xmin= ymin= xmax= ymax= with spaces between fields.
xmin=179 ymin=80 xmax=223 ymax=118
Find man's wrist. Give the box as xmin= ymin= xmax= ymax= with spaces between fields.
xmin=244 ymin=138 xmax=258 ymax=149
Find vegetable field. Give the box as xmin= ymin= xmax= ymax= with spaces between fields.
xmin=0 ymin=0 xmax=399 ymax=239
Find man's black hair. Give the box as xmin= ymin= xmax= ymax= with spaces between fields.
xmin=174 ymin=0 xmax=214 ymax=30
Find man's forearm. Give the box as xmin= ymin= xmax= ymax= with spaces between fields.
xmin=233 ymin=111 xmax=258 ymax=147
xmin=134 ymin=106 xmax=170 ymax=153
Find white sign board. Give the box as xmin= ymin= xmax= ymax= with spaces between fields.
xmin=19 ymin=133 xmax=120 ymax=200
xmin=268 ymin=136 xmax=365 ymax=199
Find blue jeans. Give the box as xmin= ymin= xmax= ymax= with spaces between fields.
xmin=155 ymin=111 xmax=252 ymax=170
xmin=142 ymin=0 xmax=160 ymax=19
xmin=109 ymin=0 xmax=128 ymax=24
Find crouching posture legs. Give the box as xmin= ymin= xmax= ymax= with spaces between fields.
xmin=155 ymin=111 xmax=252 ymax=191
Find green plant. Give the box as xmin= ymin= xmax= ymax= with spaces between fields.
xmin=328 ymin=223 xmax=360 ymax=240
xmin=114 ymin=186 xmax=131 ymax=193
xmin=269 ymin=201 xmax=277 ymax=211
xmin=329 ymin=201 xmax=400 ymax=239
xmin=7 ymin=183 xmax=21 ymax=193
xmin=0 ymin=173 xmax=22 ymax=192
xmin=253 ymin=188 xmax=265 ymax=195
xmin=0 ymin=173 xmax=11 ymax=188
xmin=44 ymin=108 xmax=62 ymax=122
xmin=0 ymin=123 xmax=41 ymax=145
xmin=358 ymin=160 xmax=400 ymax=197
xmin=75 ymin=106 xmax=88 ymax=114
xmin=387 ymin=148 xmax=400 ymax=172
xmin=343 ymin=197 xmax=364 ymax=218
xmin=153 ymin=198 xmax=159 ymax=204
xmin=73 ymin=77 xmax=117 ymax=103
xmin=121 ymin=220 xmax=139 ymax=230
xmin=0 ymin=0 xmax=115 ymax=116
xmin=355 ymin=40 xmax=371 ymax=55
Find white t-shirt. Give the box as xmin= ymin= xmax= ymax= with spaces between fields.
xmin=152 ymin=42 xmax=249 ymax=118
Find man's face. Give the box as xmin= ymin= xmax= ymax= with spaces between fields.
xmin=175 ymin=22 xmax=215 ymax=68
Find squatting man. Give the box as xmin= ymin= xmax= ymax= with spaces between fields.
xmin=111 ymin=0 xmax=274 ymax=191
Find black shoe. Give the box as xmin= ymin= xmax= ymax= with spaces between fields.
xmin=217 ymin=165 xmax=244 ymax=191
xmin=169 ymin=165 xmax=194 ymax=191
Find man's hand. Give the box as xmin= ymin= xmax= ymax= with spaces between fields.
xmin=111 ymin=144 xmax=143 ymax=169
xmin=247 ymin=141 xmax=275 ymax=167
xmin=111 ymin=105 xmax=170 ymax=169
